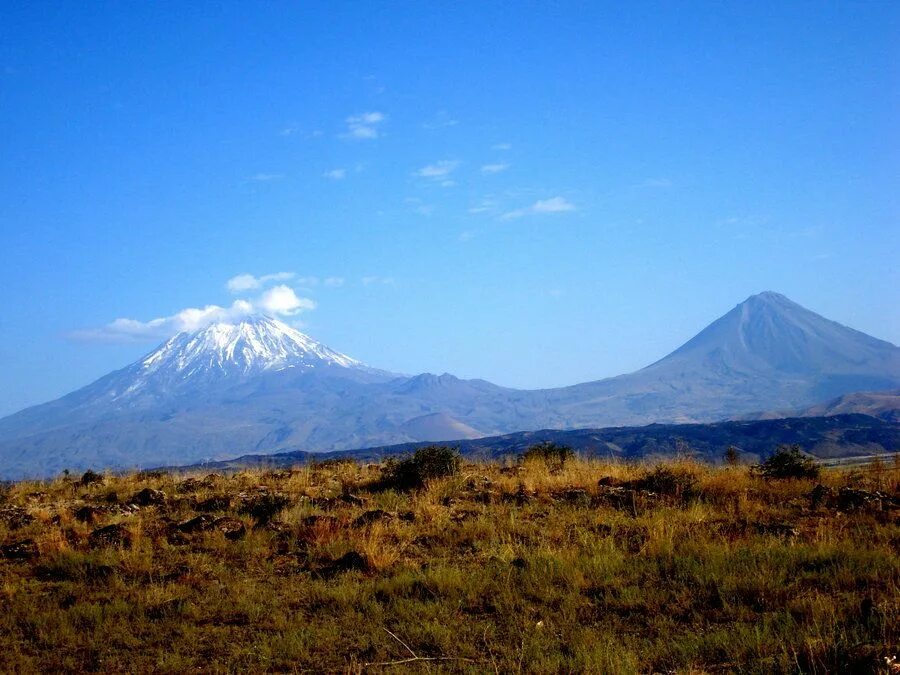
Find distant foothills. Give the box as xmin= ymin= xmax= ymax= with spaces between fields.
xmin=0 ymin=292 xmax=897 ymax=479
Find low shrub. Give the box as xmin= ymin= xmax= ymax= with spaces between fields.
xmin=634 ymin=465 xmax=699 ymax=499
xmin=755 ymin=444 xmax=820 ymax=480
xmin=519 ymin=442 xmax=575 ymax=471
xmin=380 ymin=446 xmax=461 ymax=491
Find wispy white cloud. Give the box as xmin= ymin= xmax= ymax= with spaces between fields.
xmin=267 ymin=275 xmax=346 ymax=289
xmin=248 ymin=173 xmax=284 ymax=182
xmin=323 ymin=168 xmax=347 ymax=180
xmin=502 ymin=196 xmax=577 ymax=220
xmin=414 ymin=160 xmax=460 ymax=180
xmin=226 ymin=272 xmax=295 ymax=293
xmin=532 ymin=197 xmax=576 ymax=213
xmin=343 ymin=111 xmax=386 ymax=140
xmin=458 ymin=230 xmax=475 ymax=242
xmin=491 ymin=143 xmax=512 ymax=151
xmin=480 ymin=163 xmax=509 ymax=174
xmin=361 ymin=276 xmax=395 ymax=286
xmin=404 ymin=197 xmax=434 ymax=216
xmin=468 ymin=197 xmax=498 ymax=215
xmin=73 ymin=285 xmax=316 ymax=343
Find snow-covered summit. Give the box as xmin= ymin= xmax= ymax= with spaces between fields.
xmin=140 ymin=315 xmax=362 ymax=377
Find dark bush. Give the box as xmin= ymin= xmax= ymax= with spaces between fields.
xmin=723 ymin=446 xmax=741 ymax=465
xmin=380 ymin=446 xmax=461 ymax=491
xmin=634 ymin=466 xmax=699 ymax=499
xmin=519 ymin=442 xmax=575 ymax=470
xmin=79 ymin=470 xmax=104 ymax=487
xmin=755 ymin=444 xmax=820 ymax=480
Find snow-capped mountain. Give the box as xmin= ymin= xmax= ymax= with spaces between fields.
xmin=142 ymin=316 xmax=361 ymax=376
xmin=0 ymin=292 xmax=897 ymax=478
xmin=116 ymin=316 xmax=365 ymax=400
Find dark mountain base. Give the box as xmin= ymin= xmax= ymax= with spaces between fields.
xmin=178 ymin=413 xmax=898 ymax=472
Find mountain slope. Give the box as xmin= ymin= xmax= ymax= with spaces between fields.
xmin=0 ymin=292 xmax=897 ymax=478
xmin=542 ymin=292 xmax=900 ymax=427
xmin=794 ymin=390 xmax=900 ymax=423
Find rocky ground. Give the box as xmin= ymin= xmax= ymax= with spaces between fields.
xmin=1 ymin=454 xmax=898 ymax=672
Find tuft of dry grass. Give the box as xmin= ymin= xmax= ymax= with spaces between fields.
xmin=0 ymin=456 xmax=897 ymax=672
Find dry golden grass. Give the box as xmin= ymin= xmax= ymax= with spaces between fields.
xmin=0 ymin=455 xmax=898 ymax=673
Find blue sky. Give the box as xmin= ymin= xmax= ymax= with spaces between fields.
xmin=1 ymin=1 xmax=898 ymax=416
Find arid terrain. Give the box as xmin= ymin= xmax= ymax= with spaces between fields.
xmin=1 ymin=449 xmax=898 ymax=673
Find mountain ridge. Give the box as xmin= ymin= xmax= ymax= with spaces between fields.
xmin=0 ymin=291 xmax=897 ymax=478
xmin=173 ymin=413 xmax=899 ymax=473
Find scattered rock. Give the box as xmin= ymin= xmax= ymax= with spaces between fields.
xmin=353 ymin=509 xmax=392 ymax=527
xmin=0 ymin=506 xmax=34 ymax=529
xmin=73 ymin=505 xmax=105 ymax=524
xmin=517 ymin=486 xmax=536 ymax=505
xmin=837 ymin=487 xmax=899 ymax=512
xmin=264 ymin=519 xmax=291 ymax=534
xmin=340 ymin=493 xmax=366 ymax=507
xmin=597 ymin=476 xmax=619 ymax=487
xmin=398 ymin=510 xmax=416 ymax=523
xmin=464 ymin=476 xmax=494 ymax=491
xmin=88 ymin=524 xmax=132 ymax=549
xmin=195 ymin=495 xmax=231 ymax=512
xmin=809 ymin=484 xmax=836 ymax=508
xmin=213 ymin=517 xmax=246 ymax=541
xmin=309 ymin=493 xmax=364 ymax=510
xmin=450 ymin=508 xmax=479 ymax=523
xmin=129 ymin=488 xmax=166 ymax=507
xmin=300 ymin=514 xmax=339 ymax=529
xmin=176 ymin=478 xmax=203 ymax=493
xmin=1 ymin=538 xmax=38 ymax=561
xmin=177 ymin=515 xmax=214 ymax=533
xmin=320 ymin=551 xmax=370 ymax=577
xmin=238 ymin=492 xmax=291 ymax=525
xmin=596 ymin=486 xmax=658 ymax=513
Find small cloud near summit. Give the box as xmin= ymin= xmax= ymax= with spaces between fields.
xmin=343 ymin=111 xmax=386 ymax=140
xmin=73 ymin=275 xmax=319 ymax=343
xmin=502 ymin=196 xmax=576 ymax=220
xmin=480 ymin=163 xmax=509 ymax=174
xmin=414 ymin=160 xmax=460 ymax=179
xmin=226 ymin=272 xmax=295 ymax=293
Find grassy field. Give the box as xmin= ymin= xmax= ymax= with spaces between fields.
xmin=1 ymin=452 xmax=898 ymax=673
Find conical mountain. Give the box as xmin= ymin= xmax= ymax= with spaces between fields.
xmin=547 ymin=292 xmax=899 ymax=426
xmin=0 ymin=293 xmax=896 ymax=478
xmin=655 ymin=291 xmax=897 ymax=379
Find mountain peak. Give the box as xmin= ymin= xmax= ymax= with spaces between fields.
xmin=744 ymin=290 xmax=790 ymax=303
xmin=137 ymin=314 xmax=361 ymax=380
xmin=658 ymin=292 xmax=898 ymax=384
